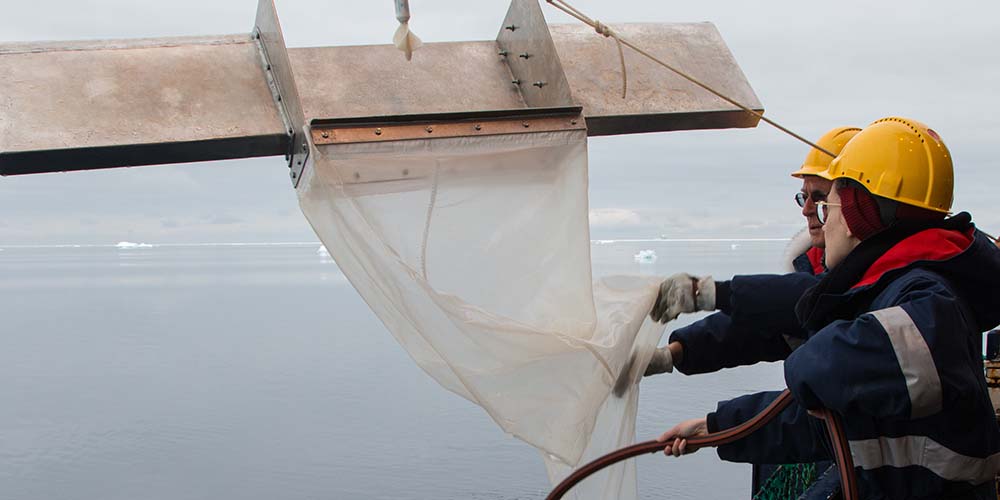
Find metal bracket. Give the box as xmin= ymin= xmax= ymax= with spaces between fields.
xmin=496 ymin=0 xmax=575 ymax=108
xmin=253 ymin=0 xmax=308 ymax=187
xmin=311 ymin=107 xmax=585 ymax=145
xmin=308 ymin=107 xmax=585 ymax=188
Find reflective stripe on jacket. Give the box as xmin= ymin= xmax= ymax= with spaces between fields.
xmin=713 ymin=219 xmax=1000 ymax=499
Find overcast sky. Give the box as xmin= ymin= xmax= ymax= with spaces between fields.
xmin=1 ymin=0 xmax=996 ymax=244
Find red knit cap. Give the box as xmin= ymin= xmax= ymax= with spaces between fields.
xmin=838 ymin=183 xmax=884 ymax=241
xmin=838 ymin=183 xmax=947 ymax=240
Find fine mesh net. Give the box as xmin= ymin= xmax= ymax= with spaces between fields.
xmin=297 ymin=129 xmax=665 ymax=499
xmin=753 ymin=463 xmax=818 ymax=500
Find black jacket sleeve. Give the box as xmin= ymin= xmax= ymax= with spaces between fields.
xmin=669 ymin=312 xmax=791 ymax=374
xmin=708 ymin=391 xmax=831 ymax=464
xmin=720 ymin=272 xmax=820 ymax=340
xmin=668 ymin=272 xmax=820 ymax=374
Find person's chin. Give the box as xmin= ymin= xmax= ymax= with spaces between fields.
xmin=808 ymin=227 xmax=824 ymax=246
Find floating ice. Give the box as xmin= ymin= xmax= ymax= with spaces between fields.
xmin=317 ymin=244 xmax=334 ymax=262
xmin=115 ymin=241 xmax=153 ymax=249
xmin=634 ymin=249 xmax=658 ymax=264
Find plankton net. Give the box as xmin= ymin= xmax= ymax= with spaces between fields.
xmin=298 ymin=121 xmax=666 ymax=499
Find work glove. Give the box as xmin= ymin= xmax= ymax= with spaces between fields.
xmin=649 ymin=273 xmax=716 ymax=323
xmin=614 ymin=342 xmax=680 ymax=396
xmin=644 ymin=344 xmax=674 ymax=376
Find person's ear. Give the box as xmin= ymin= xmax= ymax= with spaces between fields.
xmin=844 ymin=225 xmax=862 ymax=248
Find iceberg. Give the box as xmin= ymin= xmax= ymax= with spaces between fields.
xmin=115 ymin=241 xmax=153 ymax=249
xmin=633 ymin=249 xmax=657 ymax=264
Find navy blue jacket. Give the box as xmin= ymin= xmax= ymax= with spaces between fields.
xmin=669 ymin=271 xmax=821 ymax=374
xmin=710 ymin=215 xmax=1000 ymax=499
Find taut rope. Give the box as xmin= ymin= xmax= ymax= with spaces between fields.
xmin=545 ymin=0 xmax=837 ymax=158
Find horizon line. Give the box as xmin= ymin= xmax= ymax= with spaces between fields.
xmin=0 ymin=237 xmax=794 ymax=250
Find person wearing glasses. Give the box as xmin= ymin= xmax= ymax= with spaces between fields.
xmin=642 ymin=127 xmax=858 ymax=498
xmin=659 ymin=117 xmax=1000 ymax=500
xmin=788 ymin=127 xmax=862 ymax=276
xmin=645 ymin=126 xmax=859 ymax=374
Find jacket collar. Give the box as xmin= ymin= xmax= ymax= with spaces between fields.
xmin=852 ymin=227 xmax=974 ymax=289
xmin=796 ymin=212 xmax=974 ymax=330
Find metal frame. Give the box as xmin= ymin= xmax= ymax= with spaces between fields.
xmin=311 ymin=107 xmax=585 ymax=145
xmin=0 ymin=136 xmax=288 ymax=177
xmin=252 ymin=0 xmax=308 ymax=186
xmin=0 ymin=34 xmax=288 ymax=176
xmin=0 ymin=1 xmax=763 ymax=180
xmin=496 ymin=0 xmax=575 ymax=108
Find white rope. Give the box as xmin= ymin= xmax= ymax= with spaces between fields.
xmin=545 ymin=0 xmax=837 ymax=158
xmin=420 ymin=161 xmax=440 ymax=281
xmin=593 ymin=20 xmax=627 ymax=99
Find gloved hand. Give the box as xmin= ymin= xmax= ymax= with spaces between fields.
xmin=644 ymin=344 xmax=674 ymax=376
xmin=649 ymin=273 xmax=716 ymax=323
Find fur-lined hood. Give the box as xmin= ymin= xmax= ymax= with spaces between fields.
xmin=782 ymin=228 xmax=814 ymax=273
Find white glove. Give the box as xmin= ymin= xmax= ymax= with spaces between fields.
xmin=644 ymin=345 xmax=674 ymax=376
xmin=649 ymin=273 xmax=716 ymax=323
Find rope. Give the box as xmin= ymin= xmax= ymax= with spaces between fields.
xmin=546 ymin=390 xmax=793 ymax=500
xmin=544 ymin=0 xmax=837 ymax=159
xmin=419 ymin=161 xmax=440 ymax=281
xmin=545 ymin=390 xmax=859 ymax=500
xmin=593 ymin=20 xmax=627 ymax=99
xmin=815 ymin=408 xmax=859 ymax=499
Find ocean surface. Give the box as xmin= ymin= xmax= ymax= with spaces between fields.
xmin=0 ymin=240 xmax=793 ymax=500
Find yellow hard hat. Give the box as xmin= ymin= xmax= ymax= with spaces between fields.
xmin=818 ymin=117 xmax=953 ymax=214
xmin=790 ymin=126 xmax=861 ymax=178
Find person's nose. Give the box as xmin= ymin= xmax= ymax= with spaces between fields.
xmin=802 ymin=198 xmax=815 ymax=218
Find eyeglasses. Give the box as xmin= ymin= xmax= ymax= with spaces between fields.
xmin=794 ymin=191 xmax=827 ymax=208
xmin=815 ymin=201 xmax=842 ymax=225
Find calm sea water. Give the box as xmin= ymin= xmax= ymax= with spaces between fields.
xmin=0 ymin=241 xmax=791 ymax=500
